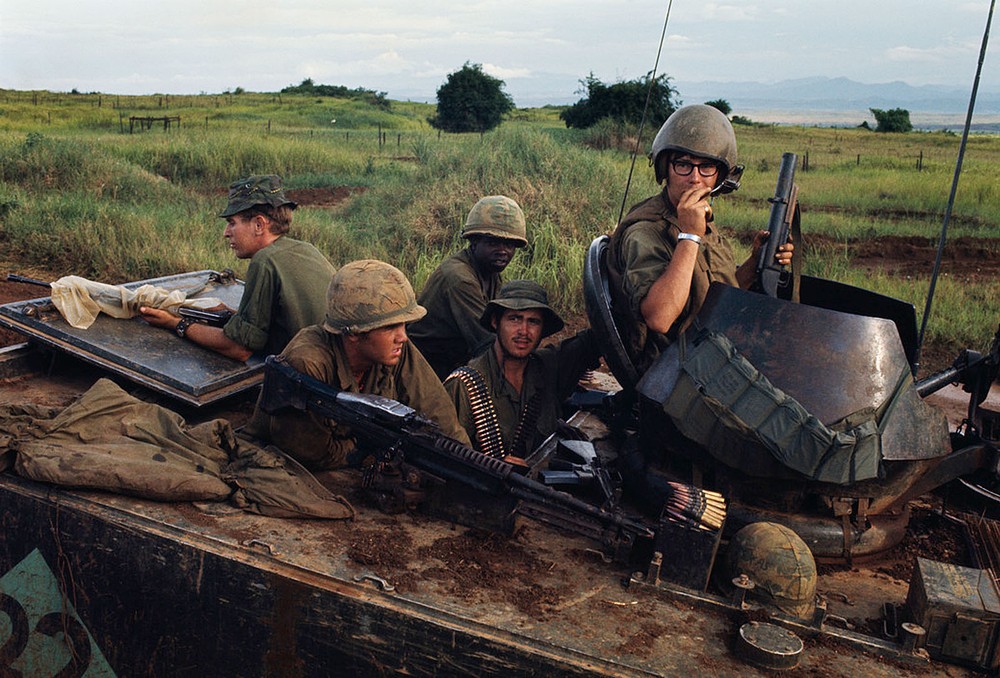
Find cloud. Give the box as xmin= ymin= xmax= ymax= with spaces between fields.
xmin=885 ymin=43 xmax=977 ymax=64
xmin=481 ymin=63 xmax=532 ymax=80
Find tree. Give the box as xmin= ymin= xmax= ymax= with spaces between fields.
xmin=430 ymin=62 xmax=514 ymax=133
xmin=704 ymin=99 xmax=732 ymax=116
xmin=869 ymin=108 xmax=913 ymax=133
xmin=559 ymin=73 xmax=679 ymax=129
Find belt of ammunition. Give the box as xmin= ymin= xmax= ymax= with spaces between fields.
xmin=446 ymin=367 xmax=505 ymax=458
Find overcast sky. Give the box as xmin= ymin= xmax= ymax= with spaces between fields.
xmin=1 ymin=1 xmax=996 ymax=106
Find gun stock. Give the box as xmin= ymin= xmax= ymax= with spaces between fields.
xmin=755 ymin=152 xmax=799 ymax=298
xmin=178 ymin=307 xmax=234 ymax=327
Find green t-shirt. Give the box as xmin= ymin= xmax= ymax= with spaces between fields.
xmin=408 ymin=248 xmax=500 ymax=379
xmin=223 ymin=236 xmax=336 ymax=356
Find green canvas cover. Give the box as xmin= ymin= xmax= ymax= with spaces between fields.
xmin=3 ymin=378 xmax=353 ymax=519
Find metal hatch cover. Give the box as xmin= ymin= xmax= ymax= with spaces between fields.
xmin=0 ymin=270 xmax=262 ymax=406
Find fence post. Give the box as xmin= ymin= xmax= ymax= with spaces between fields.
xmin=857 ymin=154 xmax=861 ymax=166
xmin=917 ymin=150 xmax=923 ymax=171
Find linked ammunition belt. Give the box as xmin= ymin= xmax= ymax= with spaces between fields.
xmin=510 ymin=391 xmax=543 ymax=458
xmin=446 ymin=366 xmax=505 ymax=458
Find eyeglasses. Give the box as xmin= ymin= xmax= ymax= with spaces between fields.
xmin=671 ymin=159 xmax=719 ymax=178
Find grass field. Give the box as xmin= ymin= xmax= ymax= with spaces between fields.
xmin=0 ymin=88 xmax=998 ymax=371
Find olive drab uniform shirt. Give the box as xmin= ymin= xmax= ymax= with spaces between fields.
xmin=223 ymin=236 xmax=336 ymax=357
xmin=407 ymin=249 xmax=501 ymax=380
xmin=445 ymin=330 xmax=601 ymax=458
xmin=246 ymin=326 xmax=471 ymax=470
xmin=607 ymin=191 xmax=739 ymax=374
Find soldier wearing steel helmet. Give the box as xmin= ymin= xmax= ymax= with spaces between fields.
xmin=408 ymin=195 xmax=528 ymax=380
xmin=140 ymin=174 xmax=335 ymax=361
xmin=607 ymin=105 xmax=794 ymax=374
xmin=246 ymin=260 xmax=471 ymax=470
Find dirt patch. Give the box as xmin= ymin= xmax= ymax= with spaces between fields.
xmin=415 ymin=528 xmax=566 ymax=618
xmin=285 ymin=186 xmax=367 ymax=209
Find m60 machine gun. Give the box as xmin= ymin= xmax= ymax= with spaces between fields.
xmin=258 ymin=355 xmax=731 ymax=587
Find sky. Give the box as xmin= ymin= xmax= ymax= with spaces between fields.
xmin=1 ymin=1 xmax=996 ymax=107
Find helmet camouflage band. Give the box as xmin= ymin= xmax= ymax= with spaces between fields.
xmin=650 ymin=104 xmax=741 ymax=188
xmin=219 ymin=174 xmax=297 ymax=218
xmin=480 ymin=279 xmax=565 ymax=338
xmin=725 ymin=522 xmax=817 ymax=621
xmin=461 ymin=195 xmax=528 ymax=247
xmin=323 ymin=260 xmax=426 ymax=334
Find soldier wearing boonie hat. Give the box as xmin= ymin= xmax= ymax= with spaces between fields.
xmin=444 ymin=280 xmax=601 ymax=460
xmin=140 ymin=174 xmax=334 ymax=361
xmin=408 ymin=195 xmax=529 ymax=380
xmin=246 ymin=260 xmax=472 ymax=470
xmin=219 ymin=175 xmax=298 ymax=218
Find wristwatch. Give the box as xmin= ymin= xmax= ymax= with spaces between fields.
xmin=175 ymin=317 xmax=194 ymax=338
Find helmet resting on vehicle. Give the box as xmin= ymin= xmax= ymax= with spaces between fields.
xmin=725 ymin=521 xmax=817 ymax=621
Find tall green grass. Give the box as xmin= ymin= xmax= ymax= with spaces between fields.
xmin=0 ymin=91 xmax=998 ymax=371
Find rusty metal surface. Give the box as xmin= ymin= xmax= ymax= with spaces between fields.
xmin=0 ymin=472 xmax=963 ymax=677
xmin=694 ymin=283 xmax=950 ymax=461
xmin=0 ymin=271 xmax=262 ymax=406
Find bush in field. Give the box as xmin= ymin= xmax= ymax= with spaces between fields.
xmin=430 ymin=63 xmax=514 ymax=133
xmin=560 ymin=73 xmax=679 ymax=129
xmin=870 ymin=108 xmax=913 ymax=133
xmin=704 ymin=99 xmax=732 ymax=116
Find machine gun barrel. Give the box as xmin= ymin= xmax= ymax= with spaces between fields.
xmin=756 ymin=152 xmax=799 ymax=298
xmin=4 ymin=273 xmax=51 ymax=288
xmin=259 ymin=356 xmax=654 ymax=558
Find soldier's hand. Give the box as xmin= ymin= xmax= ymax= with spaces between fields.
xmin=139 ymin=306 xmax=180 ymax=330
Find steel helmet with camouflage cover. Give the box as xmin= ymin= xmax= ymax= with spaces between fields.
xmin=725 ymin=522 xmax=817 ymax=621
xmin=461 ymin=195 xmax=528 ymax=247
xmin=323 ymin=260 xmax=427 ymax=334
xmin=650 ymin=104 xmax=744 ymax=192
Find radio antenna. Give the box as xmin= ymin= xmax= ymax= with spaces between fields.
xmin=617 ymin=0 xmax=675 ymax=226
xmin=915 ymin=0 xmax=996 ymax=373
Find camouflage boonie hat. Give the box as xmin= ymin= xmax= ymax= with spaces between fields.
xmin=480 ymin=279 xmax=564 ymax=338
xmin=323 ymin=260 xmax=426 ymax=334
xmin=219 ymin=175 xmax=297 ymax=218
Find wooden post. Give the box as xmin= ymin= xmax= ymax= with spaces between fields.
xmin=857 ymin=154 xmax=861 ymax=166
xmin=917 ymin=150 xmax=923 ymax=171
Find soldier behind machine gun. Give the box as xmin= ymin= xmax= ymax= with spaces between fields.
xmin=444 ymin=280 xmax=601 ymax=464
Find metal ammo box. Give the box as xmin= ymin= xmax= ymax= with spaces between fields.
xmin=905 ymin=557 xmax=1000 ymax=671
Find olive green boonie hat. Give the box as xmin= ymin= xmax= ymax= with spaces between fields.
xmin=323 ymin=260 xmax=427 ymax=334
xmin=219 ymin=175 xmax=297 ymax=218
xmin=480 ymin=279 xmax=564 ymax=338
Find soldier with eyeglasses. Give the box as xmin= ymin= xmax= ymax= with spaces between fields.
xmin=606 ymin=104 xmax=794 ymax=374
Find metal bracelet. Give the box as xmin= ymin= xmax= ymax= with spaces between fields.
xmin=677 ymin=232 xmax=703 ymax=245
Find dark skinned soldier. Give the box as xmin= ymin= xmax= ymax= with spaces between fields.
xmin=408 ymin=195 xmax=528 ymax=380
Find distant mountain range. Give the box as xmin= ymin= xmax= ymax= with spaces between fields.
xmin=673 ymin=76 xmax=1000 ymax=129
